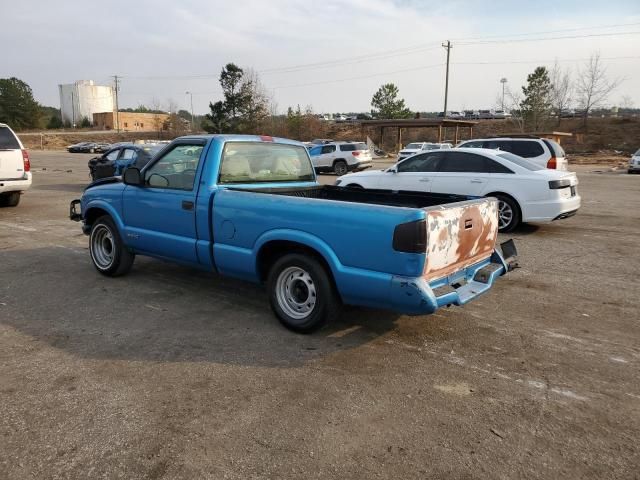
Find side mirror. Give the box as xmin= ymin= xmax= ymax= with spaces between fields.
xmin=123 ymin=167 xmax=143 ymax=186
xmin=387 ymin=167 xmax=397 ymax=174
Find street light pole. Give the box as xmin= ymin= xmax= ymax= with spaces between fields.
xmin=185 ymin=91 xmax=194 ymax=132
xmin=500 ymin=78 xmax=508 ymax=111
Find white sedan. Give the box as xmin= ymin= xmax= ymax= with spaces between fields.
xmin=336 ymin=148 xmax=581 ymax=232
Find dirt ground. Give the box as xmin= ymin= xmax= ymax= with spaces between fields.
xmin=1 ymin=151 xmax=639 ymax=479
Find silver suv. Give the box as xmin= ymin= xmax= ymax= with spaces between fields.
xmin=0 ymin=123 xmax=31 ymax=207
xmin=457 ymin=136 xmax=568 ymax=170
xmin=308 ymin=141 xmax=373 ymax=175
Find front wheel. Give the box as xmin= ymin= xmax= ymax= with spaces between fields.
xmin=267 ymin=253 xmax=341 ymax=333
xmin=89 ymin=215 xmax=135 ymax=276
xmin=491 ymin=194 xmax=521 ymax=233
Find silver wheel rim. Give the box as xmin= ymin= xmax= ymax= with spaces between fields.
xmin=275 ymin=266 xmax=317 ymax=320
xmin=498 ymin=200 xmax=514 ymax=229
xmin=91 ymin=225 xmax=115 ymax=269
xmin=335 ymin=163 xmax=347 ymax=175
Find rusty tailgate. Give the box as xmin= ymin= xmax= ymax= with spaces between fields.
xmin=423 ymin=199 xmax=499 ymax=281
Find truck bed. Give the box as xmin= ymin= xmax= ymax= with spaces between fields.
xmin=233 ymin=184 xmax=470 ymax=209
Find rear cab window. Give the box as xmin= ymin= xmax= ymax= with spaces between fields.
xmin=0 ymin=126 xmax=21 ymax=150
xmin=219 ymin=142 xmax=315 ymax=184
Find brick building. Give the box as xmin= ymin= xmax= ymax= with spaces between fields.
xmin=92 ymin=111 xmax=170 ymax=132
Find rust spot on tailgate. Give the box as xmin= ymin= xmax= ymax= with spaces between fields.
xmin=423 ymin=200 xmax=499 ymax=281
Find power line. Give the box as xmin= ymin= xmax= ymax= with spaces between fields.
xmin=451 ymin=55 xmax=640 ymax=65
xmin=457 ymin=30 xmax=640 ymax=45
xmin=271 ymin=63 xmax=444 ymax=90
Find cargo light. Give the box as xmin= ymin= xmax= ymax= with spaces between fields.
xmin=22 ymin=149 xmax=30 ymax=172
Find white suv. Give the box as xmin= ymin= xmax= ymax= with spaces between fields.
xmin=457 ymin=137 xmax=568 ymax=170
xmin=397 ymin=142 xmax=452 ymax=162
xmin=629 ymin=149 xmax=640 ymax=174
xmin=308 ymin=141 xmax=373 ymax=175
xmin=0 ymin=123 xmax=31 ymax=207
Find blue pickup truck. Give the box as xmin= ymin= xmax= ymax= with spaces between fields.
xmin=70 ymin=135 xmax=517 ymax=333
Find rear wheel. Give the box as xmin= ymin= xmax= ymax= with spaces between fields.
xmin=89 ymin=215 xmax=135 ymax=276
xmin=267 ymin=253 xmax=341 ymax=333
xmin=333 ymin=160 xmax=348 ymax=176
xmin=491 ymin=194 xmax=521 ymax=233
xmin=0 ymin=192 xmax=21 ymax=207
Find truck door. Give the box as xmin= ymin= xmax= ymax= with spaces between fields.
xmin=122 ymin=140 xmax=206 ymax=264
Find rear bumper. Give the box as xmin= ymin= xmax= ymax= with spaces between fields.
xmin=0 ymin=174 xmax=32 ymax=194
xmin=522 ymin=194 xmax=581 ymax=222
xmin=389 ymin=240 xmax=517 ymax=315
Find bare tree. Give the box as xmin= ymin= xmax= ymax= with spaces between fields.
xmin=575 ymin=52 xmax=622 ymax=128
xmin=502 ymin=86 xmax=525 ymax=132
xmin=149 ymin=98 xmax=165 ymax=139
xmin=619 ymin=95 xmax=634 ymax=110
xmin=166 ymin=98 xmax=188 ymax=137
xmin=241 ymin=68 xmax=270 ymax=134
xmin=550 ymin=61 xmax=572 ymax=125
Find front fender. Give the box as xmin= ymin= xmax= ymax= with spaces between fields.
xmin=82 ymin=199 xmax=125 ymax=232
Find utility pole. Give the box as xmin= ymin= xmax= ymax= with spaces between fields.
xmin=113 ymin=75 xmax=120 ymax=133
xmin=71 ymin=89 xmax=76 ymax=128
xmin=500 ymin=78 xmax=508 ymax=111
xmin=442 ymin=40 xmax=452 ymax=117
xmin=185 ymin=91 xmax=194 ymax=132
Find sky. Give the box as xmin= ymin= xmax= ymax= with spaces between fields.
xmin=2 ymin=0 xmax=639 ymax=115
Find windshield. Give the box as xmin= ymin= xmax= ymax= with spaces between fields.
xmin=405 ymin=143 xmax=422 ymax=149
xmin=219 ymin=142 xmax=315 ymax=184
xmin=497 ymin=152 xmax=544 ymax=171
xmin=635 ymin=149 xmax=640 ymax=156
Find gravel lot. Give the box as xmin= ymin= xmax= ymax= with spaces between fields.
xmin=1 ymin=151 xmax=639 ymax=479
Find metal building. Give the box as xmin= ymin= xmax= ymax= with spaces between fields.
xmin=58 ymin=80 xmax=114 ymax=126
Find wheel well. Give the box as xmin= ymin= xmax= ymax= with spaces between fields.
xmin=332 ymin=158 xmax=347 ymax=166
xmin=257 ymin=240 xmax=335 ymax=285
xmin=485 ymin=192 xmax=522 ymax=217
xmin=345 ymin=183 xmax=363 ymax=188
xmin=84 ymin=207 xmax=110 ymax=228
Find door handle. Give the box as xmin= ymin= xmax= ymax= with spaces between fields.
xmin=470 ymin=179 xmax=484 ymax=184
xmin=182 ymin=200 xmax=194 ymax=211
xmin=419 ymin=178 xmax=431 ymax=182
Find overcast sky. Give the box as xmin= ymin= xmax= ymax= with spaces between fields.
xmin=2 ymin=0 xmax=639 ymax=115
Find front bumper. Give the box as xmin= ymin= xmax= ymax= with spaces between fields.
xmin=389 ymin=240 xmax=517 ymax=315
xmin=69 ymin=199 xmax=82 ymax=221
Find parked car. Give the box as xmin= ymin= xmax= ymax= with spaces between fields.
xmin=448 ymin=111 xmax=464 ymax=119
xmin=0 ymin=123 xmax=31 ymax=207
xmin=464 ymin=110 xmax=479 ymax=119
xmin=310 ymin=139 xmax=334 ymax=145
xmin=457 ymin=136 xmax=568 ymax=170
xmin=397 ymin=142 xmax=453 ymax=162
xmin=629 ymin=149 xmax=640 ymax=173
xmin=67 ymin=142 xmax=100 ymax=153
xmin=88 ymin=144 xmax=165 ymax=181
xmin=95 ymin=143 xmax=112 ymax=153
xmin=308 ymin=141 xmax=373 ymax=175
xmin=70 ymin=135 xmax=517 ymax=333
xmin=478 ymin=110 xmax=494 ymax=119
xmin=336 ymin=148 xmax=580 ymax=232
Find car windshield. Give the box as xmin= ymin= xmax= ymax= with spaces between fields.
xmin=635 ymin=149 xmax=640 ymax=156
xmin=497 ymin=152 xmax=544 ymax=171
xmin=405 ymin=143 xmax=422 ymax=149
xmin=0 ymin=127 xmax=20 ymax=149
xmin=219 ymin=142 xmax=315 ymax=184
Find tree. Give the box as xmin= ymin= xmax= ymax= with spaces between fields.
xmin=79 ymin=116 xmax=91 ymax=128
xmin=549 ymin=61 xmax=572 ymax=125
xmin=0 ymin=77 xmax=41 ymax=130
xmin=47 ymin=114 xmax=63 ymax=129
xmin=575 ymin=53 xmax=621 ymax=128
xmin=203 ymin=63 xmax=269 ymax=134
xmin=520 ymin=66 xmax=552 ymax=131
xmin=286 ymin=105 xmax=303 ymax=138
xmin=370 ymin=83 xmax=412 ymax=119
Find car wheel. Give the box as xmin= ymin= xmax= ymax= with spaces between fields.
xmin=491 ymin=194 xmax=521 ymax=233
xmin=333 ymin=160 xmax=348 ymax=176
xmin=267 ymin=253 xmax=341 ymax=333
xmin=89 ymin=215 xmax=135 ymax=276
xmin=0 ymin=192 xmax=21 ymax=207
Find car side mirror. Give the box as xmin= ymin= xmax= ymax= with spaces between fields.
xmin=123 ymin=167 xmax=143 ymax=186
xmin=387 ymin=167 xmax=397 ymax=174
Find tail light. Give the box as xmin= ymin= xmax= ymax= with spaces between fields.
xmin=548 ymin=179 xmax=571 ymax=189
xmin=260 ymin=135 xmax=273 ymax=142
xmin=352 ymin=151 xmax=361 ymax=157
xmin=22 ymin=149 xmax=31 ymax=172
xmin=546 ymin=156 xmax=557 ymax=169
xmin=393 ymin=219 xmax=427 ymax=253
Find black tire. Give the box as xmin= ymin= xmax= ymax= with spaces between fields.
xmin=0 ymin=192 xmax=21 ymax=207
xmin=89 ymin=215 xmax=135 ymax=276
xmin=491 ymin=194 xmax=521 ymax=233
xmin=267 ymin=253 xmax=341 ymax=333
xmin=333 ymin=160 xmax=348 ymax=176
